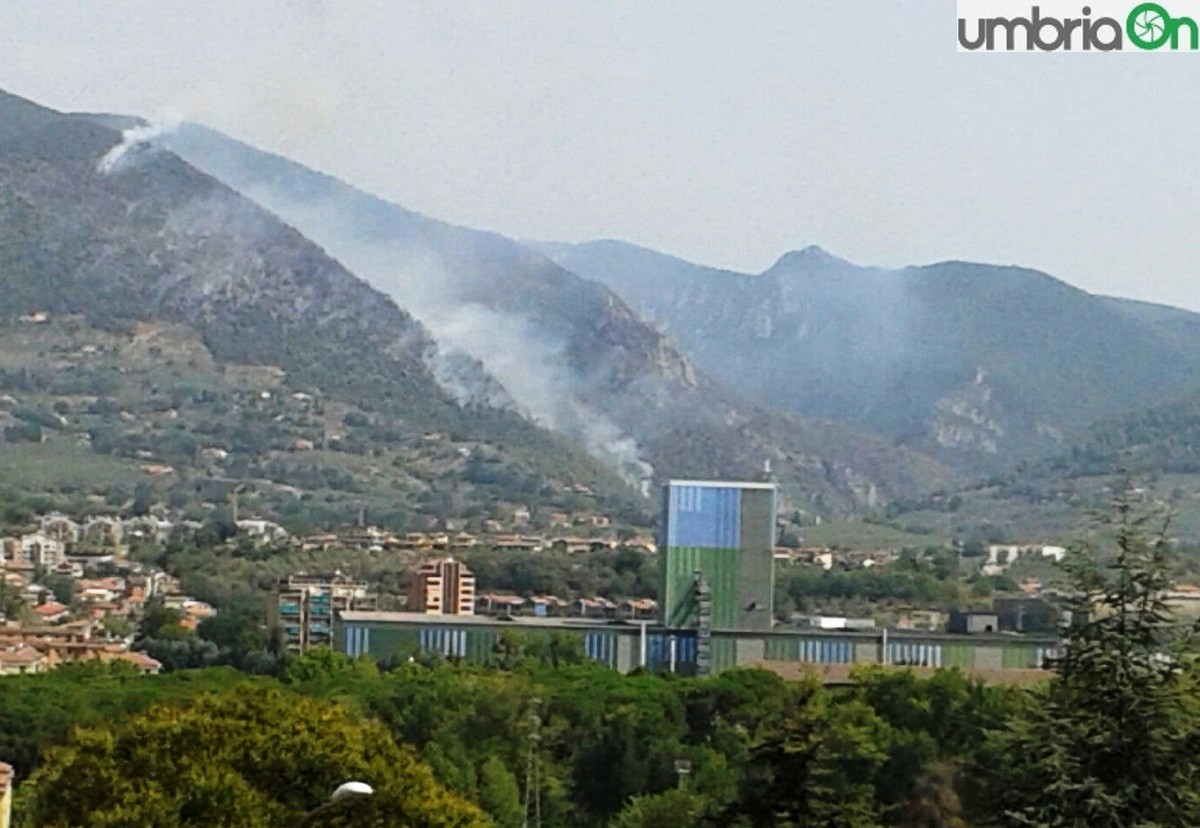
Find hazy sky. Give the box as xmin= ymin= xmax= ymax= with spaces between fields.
xmin=3 ymin=1 xmax=1200 ymax=308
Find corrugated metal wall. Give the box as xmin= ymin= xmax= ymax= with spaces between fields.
xmin=1001 ymin=643 xmax=1060 ymax=669
xmin=355 ymin=626 xmax=419 ymax=661
xmin=764 ymin=636 xmax=854 ymax=664
xmin=646 ymin=632 xmax=697 ymax=672
xmin=940 ymin=642 xmax=975 ymax=669
xmin=420 ymin=627 xmax=468 ymax=658
xmin=466 ymin=629 xmax=496 ymax=663
xmin=344 ymin=625 xmax=371 ymax=657
xmin=662 ymin=546 xmax=740 ymax=628
xmin=666 ymin=485 xmax=742 ymax=548
xmin=585 ymin=632 xmax=619 ymax=668
xmin=888 ymin=641 xmax=944 ymax=668
xmin=662 ymin=483 xmax=776 ymax=632
xmin=342 ymin=618 xmax=1059 ymax=678
xmin=737 ymin=487 xmax=777 ymax=630
xmin=710 ymin=637 xmax=737 ymax=674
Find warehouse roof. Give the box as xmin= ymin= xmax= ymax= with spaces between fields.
xmin=666 ymin=480 xmax=776 ymax=490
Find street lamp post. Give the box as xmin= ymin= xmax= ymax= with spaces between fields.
xmin=298 ymin=781 xmax=374 ymax=826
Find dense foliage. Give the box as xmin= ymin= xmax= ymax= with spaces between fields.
xmin=4 ymin=657 xmax=1010 ymax=828
xmin=14 ymin=685 xmax=487 ymax=828
xmin=7 ymin=493 xmax=1200 ymax=827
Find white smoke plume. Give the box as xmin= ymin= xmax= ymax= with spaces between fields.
xmin=423 ymin=302 xmax=655 ymax=491
xmin=97 ymin=118 xmax=181 ymax=175
xmin=209 ymin=179 xmax=657 ymax=492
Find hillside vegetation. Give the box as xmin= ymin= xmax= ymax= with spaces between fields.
xmin=0 ymin=89 xmax=643 ymax=528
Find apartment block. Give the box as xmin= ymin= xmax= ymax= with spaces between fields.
xmin=270 ymin=573 xmax=377 ymax=653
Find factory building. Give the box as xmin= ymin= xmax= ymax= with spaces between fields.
xmin=337 ymin=610 xmax=1061 ymax=677
xmin=332 ymin=478 xmax=1063 ymax=680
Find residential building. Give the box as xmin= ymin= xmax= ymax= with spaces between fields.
xmin=269 ymin=573 xmax=377 ymax=653
xmin=981 ymin=544 xmax=1067 ymax=576
xmin=660 ymin=480 xmax=777 ymax=633
xmin=574 ymin=597 xmax=617 ymax=619
xmin=122 ymin=516 xmax=174 ymax=544
xmin=1165 ymin=584 xmax=1200 ymax=618
xmin=38 ymin=513 xmax=80 ymax=548
xmin=0 ymin=643 xmax=47 ymax=675
xmin=19 ymin=533 xmax=65 ymax=568
xmin=81 ymin=517 xmax=125 ymax=551
xmin=896 ymin=609 xmax=945 ymax=632
xmin=0 ymin=621 xmax=157 ymax=674
xmin=32 ymin=602 xmax=70 ymax=624
xmin=162 ymin=595 xmax=218 ymax=629
xmin=475 ymin=594 xmax=525 ymax=616
xmin=617 ymin=598 xmax=658 ymax=621
xmin=236 ymin=520 xmax=288 ymax=543
xmin=408 ymin=557 xmax=476 ymax=616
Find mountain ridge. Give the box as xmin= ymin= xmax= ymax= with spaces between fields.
xmin=0 ymin=88 xmax=648 ymax=527
xmin=144 ymin=119 xmax=957 ymax=512
xmin=540 ymin=238 xmax=1200 ymax=471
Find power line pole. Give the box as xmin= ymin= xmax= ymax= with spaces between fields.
xmin=522 ymin=697 xmax=543 ymax=828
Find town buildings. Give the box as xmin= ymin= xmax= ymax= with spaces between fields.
xmin=408 ymin=557 xmax=476 ymax=616
xmin=0 ymin=620 xmax=160 ymax=674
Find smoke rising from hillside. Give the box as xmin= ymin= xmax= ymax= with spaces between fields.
xmin=97 ymin=118 xmax=180 ymax=174
xmin=213 ymin=178 xmax=657 ymax=490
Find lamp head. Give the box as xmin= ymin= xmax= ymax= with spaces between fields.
xmin=330 ymin=781 xmax=374 ymax=804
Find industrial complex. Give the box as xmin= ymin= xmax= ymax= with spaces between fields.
xmin=326 ymin=479 xmax=1062 ymax=678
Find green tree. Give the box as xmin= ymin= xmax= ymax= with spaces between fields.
xmin=993 ymin=488 xmax=1200 ymax=827
xmin=131 ymin=481 xmax=154 ymax=517
xmin=100 ymin=615 xmax=134 ymax=639
xmin=607 ymin=788 xmax=708 ymax=828
xmin=478 ymin=756 xmax=523 ymax=828
xmin=139 ymin=602 xmax=187 ymax=640
xmin=41 ymin=573 xmax=73 ymax=606
xmin=14 ymin=687 xmax=489 ymax=827
xmin=727 ymin=682 xmax=888 ymax=827
xmin=282 ymin=646 xmax=379 ymax=684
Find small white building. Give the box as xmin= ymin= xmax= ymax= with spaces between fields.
xmin=20 ymin=533 xmax=66 ymax=568
xmin=236 ymin=520 xmax=289 ymax=542
xmin=982 ymin=544 xmax=1067 ymax=576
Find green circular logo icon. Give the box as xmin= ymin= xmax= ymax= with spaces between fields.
xmin=1128 ymin=2 xmax=1172 ymax=48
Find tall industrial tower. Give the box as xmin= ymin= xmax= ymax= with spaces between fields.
xmin=660 ymin=480 xmax=778 ymax=632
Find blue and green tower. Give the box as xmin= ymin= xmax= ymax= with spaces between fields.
xmin=660 ymin=480 xmax=777 ymax=633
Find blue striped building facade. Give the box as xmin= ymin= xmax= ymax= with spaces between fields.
xmin=337 ymin=611 xmax=1061 ymax=677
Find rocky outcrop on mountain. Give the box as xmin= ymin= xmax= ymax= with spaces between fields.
xmin=541 ymin=239 xmax=1200 ymax=471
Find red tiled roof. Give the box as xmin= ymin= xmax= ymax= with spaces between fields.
xmin=113 ymin=650 xmax=162 ymax=671
xmin=0 ymin=645 xmax=45 ymax=665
